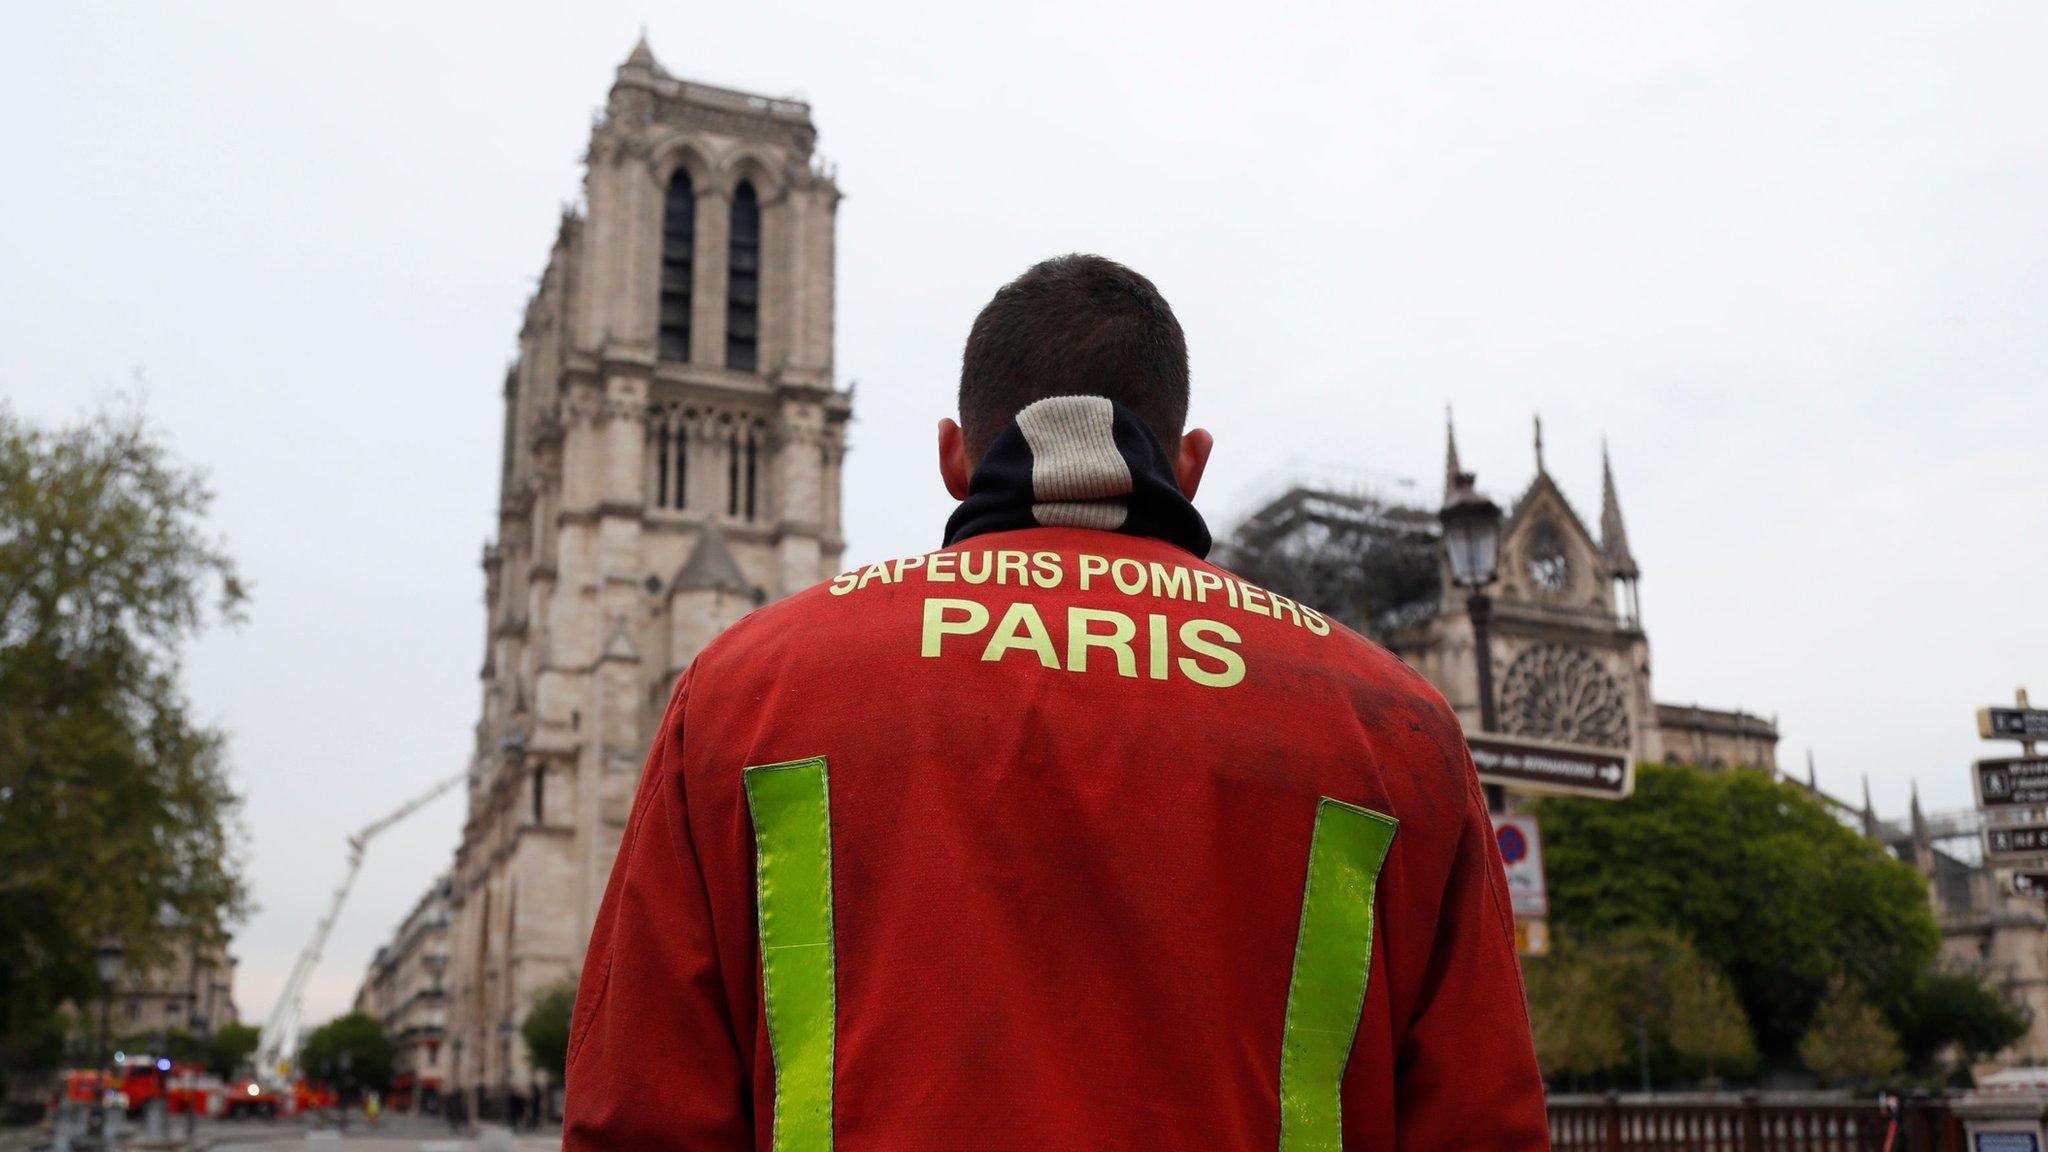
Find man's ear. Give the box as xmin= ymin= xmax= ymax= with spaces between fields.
xmin=1174 ymin=428 xmax=1214 ymax=500
xmin=938 ymin=418 xmax=975 ymax=500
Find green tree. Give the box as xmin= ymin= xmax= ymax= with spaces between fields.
xmin=1524 ymin=937 xmax=1627 ymax=1083
xmin=1528 ymin=926 xmax=1759 ymax=1088
xmin=206 ymin=1022 xmax=261 ymax=1078
xmin=0 ymin=401 xmax=248 ymax=1074
xmin=1800 ymin=978 xmax=1904 ymax=1086
xmin=2 ymin=1008 xmax=72 ymax=1074
xmin=1897 ymin=970 xmax=2031 ymax=1072
xmin=299 ymin=1013 xmax=393 ymax=1098
xmin=1538 ymin=763 xmax=1938 ymax=1064
xmin=1665 ymin=951 xmax=1759 ymax=1084
xmin=522 ymin=984 xmax=575 ymax=1083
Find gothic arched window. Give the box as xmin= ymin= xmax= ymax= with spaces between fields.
xmin=654 ymin=422 xmax=672 ymax=507
xmin=659 ymin=170 xmax=695 ymax=362
xmin=726 ymin=425 xmax=741 ymax=518
xmin=653 ymin=417 xmax=690 ymax=509
xmin=743 ymin=426 xmax=759 ymax=521
xmin=722 ymin=422 xmax=762 ymax=522
xmin=673 ymin=424 xmax=689 ymax=508
xmin=1525 ymin=519 xmax=1572 ymax=593
xmin=727 ymin=181 xmax=760 ymax=372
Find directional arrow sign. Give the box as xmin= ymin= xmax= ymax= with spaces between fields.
xmin=1986 ymin=824 xmax=2048 ymax=862
xmin=1975 ymin=758 xmax=2048 ymax=809
xmin=1466 ymin=733 xmax=1633 ymax=800
xmin=1982 ymin=708 xmax=2048 ymax=741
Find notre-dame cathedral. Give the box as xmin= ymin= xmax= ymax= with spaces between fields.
xmin=1398 ymin=418 xmax=1778 ymax=771
xmin=371 ymin=37 xmax=1781 ymax=1107
xmin=433 ymin=38 xmax=850 ymax=1101
xmin=1230 ymin=418 xmax=1779 ymax=774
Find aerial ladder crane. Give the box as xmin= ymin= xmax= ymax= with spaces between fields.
xmin=252 ymin=770 xmax=466 ymax=1087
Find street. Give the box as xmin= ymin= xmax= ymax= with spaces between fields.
xmin=5 ymin=1115 xmax=560 ymax=1152
xmin=203 ymin=1115 xmax=559 ymax=1152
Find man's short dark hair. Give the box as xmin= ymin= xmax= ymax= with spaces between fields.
xmin=959 ymin=254 xmax=1190 ymax=461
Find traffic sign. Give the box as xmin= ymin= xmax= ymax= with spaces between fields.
xmin=1491 ymin=813 xmax=1549 ymax=917
xmin=1986 ymin=824 xmax=2048 ymax=862
xmin=1468 ymin=733 xmax=1633 ymax=800
xmin=1982 ymin=708 xmax=2048 ymax=741
xmin=2012 ymin=872 xmax=2048 ymax=898
xmin=1975 ymin=758 xmax=2048 ymax=809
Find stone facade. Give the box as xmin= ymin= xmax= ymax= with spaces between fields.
xmin=351 ymin=875 xmax=452 ymax=1110
xmin=1657 ymin=703 xmax=1781 ymax=772
xmin=1383 ymin=418 xmax=1777 ymax=772
xmin=1868 ymin=794 xmax=2048 ymax=1067
xmin=434 ymin=38 xmax=848 ymax=1102
xmin=1227 ymin=419 xmax=1778 ymax=775
xmin=69 ymin=930 xmax=238 ymax=1053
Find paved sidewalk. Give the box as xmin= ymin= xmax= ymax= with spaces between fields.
xmin=213 ymin=1123 xmax=558 ymax=1152
xmin=2 ymin=1113 xmax=563 ymax=1152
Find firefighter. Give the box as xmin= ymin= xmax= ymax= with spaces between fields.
xmin=565 ymin=255 xmax=1548 ymax=1150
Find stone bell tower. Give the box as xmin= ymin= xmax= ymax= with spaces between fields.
xmin=441 ymin=37 xmax=850 ymax=1103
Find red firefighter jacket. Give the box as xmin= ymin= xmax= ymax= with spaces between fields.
xmin=564 ymin=396 xmax=1548 ymax=1151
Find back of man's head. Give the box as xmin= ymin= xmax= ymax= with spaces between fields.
xmin=958 ymin=254 xmax=1190 ymax=463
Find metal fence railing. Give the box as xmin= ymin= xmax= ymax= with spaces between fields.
xmin=1548 ymin=1093 xmax=1965 ymax=1152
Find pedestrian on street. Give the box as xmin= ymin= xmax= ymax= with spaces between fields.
xmin=562 ymin=255 xmax=1549 ymax=1150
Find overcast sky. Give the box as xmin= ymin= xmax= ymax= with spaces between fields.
xmin=6 ymin=1 xmax=2045 ymax=1027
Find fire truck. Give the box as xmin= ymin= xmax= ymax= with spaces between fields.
xmin=57 ymin=1069 xmax=107 ymax=1108
xmin=107 ymin=1055 xmax=228 ymax=1118
xmin=224 ymin=1077 xmax=281 ymax=1119
xmin=293 ymin=1080 xmax=339 ymax=1113
xmin=55 ymin=1057 xmax=348 ymax=1125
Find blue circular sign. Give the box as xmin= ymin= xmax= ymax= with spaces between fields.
xmin=1496 ymin=824 xmax=1528 ymax=866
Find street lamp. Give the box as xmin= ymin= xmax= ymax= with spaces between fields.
xmin=1441 ymin=472 xmax=1502 ymax=589
xmin=93 ymin=937 xmax=125 ymax=1066
xmin=497 ymin=1020 xmax=515 ymax=1120
xmin=1440 ymin=472 xmax=1505 ymax=809
xmin=90 ymin=936 xmax=125 ymax=1139
xmin=337 ymin=1048 xmax=353 ymax=1130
